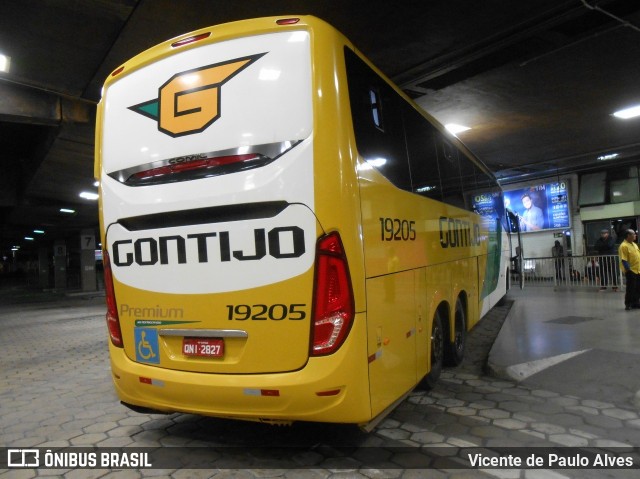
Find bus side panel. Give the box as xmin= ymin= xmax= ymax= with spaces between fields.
xmin=366 ymin=271 xmax=417 ymax=417
xmin=309 ymin=24 xmax=367 ymax=314
xmin=414 ymin=268 xmax=428 ymax=383
xmin=477 ymin=253 xmax=490 ymax=317
xmin=465 ymin=258 xmax=480 ymax=330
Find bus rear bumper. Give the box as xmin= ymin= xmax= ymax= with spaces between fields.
xmin=108 ymin=313 xmax=372 ymax=424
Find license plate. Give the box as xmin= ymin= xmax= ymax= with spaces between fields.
xmin=182 ymin=338 xmax=224 ymax=358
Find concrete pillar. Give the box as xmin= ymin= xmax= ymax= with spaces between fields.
xmin=38 ymin=247 xmax=50 ymax=289
xmin=53 ymin=240 xmax=66 ymax=290
xmin=80 ymin=229 xmax=97 ymax=292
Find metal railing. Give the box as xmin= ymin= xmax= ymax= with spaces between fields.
xmin=514 ymin=255 xmax=624 ymax=289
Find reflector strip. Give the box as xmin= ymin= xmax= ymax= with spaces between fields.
xmin=139 ymin=377 xmax=165 ymax=387
xmin=316 ymin=389 xmax=341 ymax=397
xmin=367 ymin=350 xmax=382 ymax=364
xmin=243 ymin=388 xmax=280 ymax=397
xmin=261 ymin=389 xmax=280 ymax=397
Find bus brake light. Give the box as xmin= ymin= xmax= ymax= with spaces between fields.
xmin=103 ymin=250 xmax=123 ymax=347
xmin=127 ymin=153 xmax=266 ymax=186
xmin=311 ymin=232 xmax=354 ymax=356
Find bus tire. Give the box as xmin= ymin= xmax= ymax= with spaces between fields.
xmin=422 ymin=310 xmax=444 ymax=390
xmin=445 ymin=298 xmax=466 ymax=367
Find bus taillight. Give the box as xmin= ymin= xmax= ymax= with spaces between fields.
xmin=311 ymin=232 xmax=354 ymax=356
xmin=103 ymin=250 xmax=123 ymax=348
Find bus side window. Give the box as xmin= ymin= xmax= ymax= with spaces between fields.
xmin=345 ymin=47 xmax=411 ymax=191
xmin=403 ymin=104 xmax=441 ymax=201
xmin=369 ymin=89 xmax=384 ymax=131
xmin=436 ymin=137 xmax=465 ymax=209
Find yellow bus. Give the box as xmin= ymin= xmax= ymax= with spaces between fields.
xmin=95 ymin=15 xmax=510 ymax=429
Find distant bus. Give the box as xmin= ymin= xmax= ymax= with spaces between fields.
xmin=95 ymin=15 xmax=510 ymax=428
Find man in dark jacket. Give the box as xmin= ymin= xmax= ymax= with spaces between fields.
xmin=594 ymin=228 xmax=618 ymax=290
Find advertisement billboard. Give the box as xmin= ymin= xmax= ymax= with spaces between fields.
xmin=471 ymin=181 xmax=570 ymax=232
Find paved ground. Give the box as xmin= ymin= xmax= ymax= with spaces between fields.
xmin=1 ymin=288 xmax=639 ymax=478
xmin=488 ymin=287 xmax=640 ymax=408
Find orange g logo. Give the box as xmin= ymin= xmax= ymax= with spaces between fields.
xmin=129 ymin=53 xmax=266 ymax=137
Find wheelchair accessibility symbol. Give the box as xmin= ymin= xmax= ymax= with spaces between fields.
xmin=134 ymin=328 xmax=160 ymax=364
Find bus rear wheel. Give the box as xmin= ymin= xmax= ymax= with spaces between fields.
xmin=445 ymin=298 xmax=466 ymax=367
xmin=421 ymin=311 xmax=444 ymax=390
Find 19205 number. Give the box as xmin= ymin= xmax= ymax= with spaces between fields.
xmin=226 ymin=304 xmax=306 ymax=320
xmin=379 ymin=217 xmax=416 ymax=241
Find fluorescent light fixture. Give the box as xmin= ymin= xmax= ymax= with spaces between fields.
xmin=368 ymin=158 xmax=387 ymax=167
xmin=416 ymin=185 xmax=437 ymax=193
xmin=79 ymin=191 xmax=99 ymax=200
xmin=11 ymin=247 xmax=19 ymax=251
xmin=445 ymin=123 xmax=471 ymax=135
xmin=597 ymin=153 xmax=619 ymax=161
xmin=0 ymin=54 xmax=10 ymax=73
xmin=60 ymin=208 xmax=75 ymax=214
xmin=613 ymin=191 xmax=622 ymax=197
xmin=24 ymin=237 xmax=34 ymax=241
xmin=33 ymin=230 xmax=45 ymax=234
xmin=613 ymin=105 xmax=640 ymax=119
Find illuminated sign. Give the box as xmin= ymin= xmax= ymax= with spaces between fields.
xmin=471 ymin=181 xmax=570 ymax=232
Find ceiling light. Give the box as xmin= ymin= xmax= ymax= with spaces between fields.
xmin=0 ymin=54 xmax=10 ymax=73
xmin=60 ymin=208 xmax=75 ymax=214
xmin=24 ymin=237 xmax=34 ymax=241
xmin=445 ymin=123 xmax=471 ymax=135
xmin=597 ymin=153 xmax=619 ymax=161
xmin=33 ymin=229 xmax=45 ymax=234
xmin=79 ymin=191 xmax=99 ymax=200
xmin=613 ymin=105 xmax=640 ymax=119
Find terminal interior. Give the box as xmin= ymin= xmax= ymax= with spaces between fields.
xmin=2 ymin=1 xmax=640 ymax=476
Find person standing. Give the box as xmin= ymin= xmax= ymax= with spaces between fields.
xmin=594 ymin=228 xmax=618 ymax=291
xmin=618 ymin=229 xmax=640 ymax=310
xmin=551 ymin=240 xmax=565 ymax=281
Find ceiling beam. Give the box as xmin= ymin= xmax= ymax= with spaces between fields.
xmin=0 ymin=80 xmax=61 ymax=125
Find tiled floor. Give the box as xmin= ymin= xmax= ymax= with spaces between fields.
xmin=1 ymin=288 xmax=639 ymax=477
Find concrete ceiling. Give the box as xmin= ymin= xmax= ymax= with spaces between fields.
xmin=1 ymin=0 xmax=640 ymax=256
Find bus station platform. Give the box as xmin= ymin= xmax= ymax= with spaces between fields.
xmin=488 ymin=287 xmax=640 ymax=409
xmin=1 ymin=286 xmax=640 ymax=478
